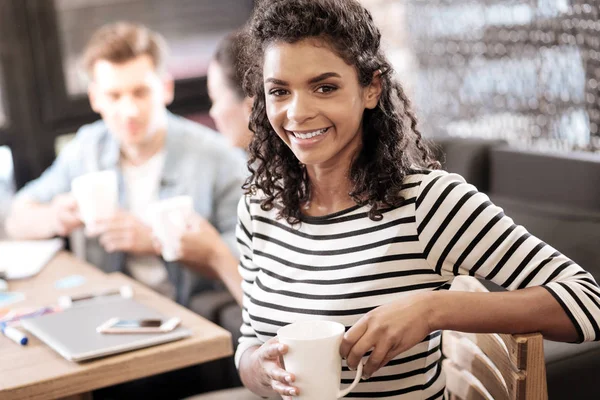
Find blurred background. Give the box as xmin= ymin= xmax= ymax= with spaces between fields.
xmin=1 ymin=0 xmax=599 ymax=222
xmin=1 ymin=2 xmax=600 ymax=395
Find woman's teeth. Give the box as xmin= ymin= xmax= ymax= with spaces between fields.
xmin=292 ymin=128 xmax=329 ymax=139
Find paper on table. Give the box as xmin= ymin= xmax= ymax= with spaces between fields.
xmin=0 ymin=239 xmax=64 ymax=280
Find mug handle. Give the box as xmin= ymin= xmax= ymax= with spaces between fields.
xmin=337 ymin=361 xmax=364 ymax=398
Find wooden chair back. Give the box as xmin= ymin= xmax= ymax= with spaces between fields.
xmin=442 ymin=276 xmax=548 ymax=400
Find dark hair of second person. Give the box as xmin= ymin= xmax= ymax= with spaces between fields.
xmin=208 ymin=31 xmax=253 ymax=150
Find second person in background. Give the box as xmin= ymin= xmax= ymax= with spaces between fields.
xmin=5 ymin=21 xmax=246 ymax=313
xmin=163 ymin=30 xmax=253 ymax=306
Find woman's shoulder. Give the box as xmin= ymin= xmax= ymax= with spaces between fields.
xmin=239 ymin=189 xmax=277 ymax=215
xmin=402 ymin=169 xmax=469 ymax=200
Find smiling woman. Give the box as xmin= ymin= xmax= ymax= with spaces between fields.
xmin=188 ymin=1 xmax=600 ymax=399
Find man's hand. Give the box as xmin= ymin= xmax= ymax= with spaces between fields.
xmin=50 ymin=193 xmax=83 ymax=236
xmin=90 ymin=210 xmax=157 ymax=255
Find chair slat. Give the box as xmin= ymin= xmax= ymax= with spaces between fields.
xmin=447 ymin=330 xmax=525 ymax=398
xmin=443 ymin=359 xmax=493 ymax=400
xmin=521 ymin=333 xmax=548 ymax=400
xmin=443 ymin=331 xmax=510 ymax=400
xmin=444 ymin=277 xmax=548 ymax=400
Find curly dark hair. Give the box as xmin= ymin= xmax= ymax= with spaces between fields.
xmin=242 ymin=0 xmax=440 ymax=224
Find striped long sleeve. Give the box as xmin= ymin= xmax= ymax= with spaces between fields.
xmin=415 ymin=170 xmax=600 ymax=342
xmin=234 ymin=195 xmax=263 ymax=367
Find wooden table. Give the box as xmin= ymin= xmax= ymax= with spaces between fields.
xmin=0 ymin=252 xmax=233 ymax=400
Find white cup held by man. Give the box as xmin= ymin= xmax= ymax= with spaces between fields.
xmin=149 ymin=195 xmax=194 ymax=262
xmin=71 ymin=170 xmax=118 ymax=231
xmin=277 ymin=320 xmax=363 ymax=400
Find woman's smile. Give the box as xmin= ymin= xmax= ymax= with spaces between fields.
xmin=285 ymin=127 xmax=331 ymax=146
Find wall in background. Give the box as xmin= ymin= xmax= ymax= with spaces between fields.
xmin=362 ymin=0 xmax=600 ymax=153
xmin=0 ymin=0 xmax=253 ymax=188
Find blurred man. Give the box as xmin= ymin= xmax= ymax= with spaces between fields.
xmin=5 ymin=22 xmax=246 ymax=308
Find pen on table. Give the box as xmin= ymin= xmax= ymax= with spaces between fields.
xmin=0 ymin=322 xmax=28 ymax=346
xmin=0 ymin=306 xmax=58 ymax=325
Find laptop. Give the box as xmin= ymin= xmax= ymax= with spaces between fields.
xmin=22 ymin=297 xmax=192 ymax=362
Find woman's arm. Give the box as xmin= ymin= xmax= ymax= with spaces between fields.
xmin=341 ymin=285 xmax=579 ymax=380
xmin=342 ymin=171 xmax=600 ymax=379
xmin=428 ymin=286 xmax=578 ymax=341
xmin=176 ymin=214 xmax=243 ymax=304
xmin=208 ymin=243 xmax=244 ymax=304
xmin=415 ymin=171 xmax=600 ymax=342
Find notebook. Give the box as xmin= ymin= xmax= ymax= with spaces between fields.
xmin=22 ymin=297 xmax=192 ymax=362
xmin=0 ymin=238 xmax=64 ymax=280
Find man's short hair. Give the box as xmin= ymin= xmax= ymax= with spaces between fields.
xmin=82 ymin=21 xmax=168 ymax=78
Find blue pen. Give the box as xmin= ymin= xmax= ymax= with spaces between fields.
xmin=0 ymin=322 xmax=28 ymax=346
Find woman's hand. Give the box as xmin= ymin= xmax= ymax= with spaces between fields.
xmin=178 ymin=213 xmax=224 ymax=272
xmin=152 ymin=211 xmax=243 ymax=304
xmin=245 ymin=338 xmax=299 ymax=399
xmin=340 ymin=292 xmax=435 ymax=380
xmin=151 ymin=213 xmax=226 ymax=278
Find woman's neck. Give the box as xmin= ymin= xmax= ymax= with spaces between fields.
xmin=302 ymin=164 xmax=356 ymax=217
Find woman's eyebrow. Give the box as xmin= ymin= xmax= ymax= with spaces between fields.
xmin=308 ymin=72 xmax=341 ymax=84
xmin=264 ymin=77 xmax=288 ymax=85
xmin=265 ymin=72 xmax=342 ymax=86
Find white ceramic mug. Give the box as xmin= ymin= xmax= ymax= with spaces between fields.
xmin=71 ymin=170 xmax=118 ymax=231
xmin=277 ymin=320 xmax=363 ymax=400
xmin=149 ymin=195 xmax=194 ymax=262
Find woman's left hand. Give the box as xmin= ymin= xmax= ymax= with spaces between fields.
xmin=339 ymin=292 xmax=435 ymax=380
xmin=152 ymin=213 xmax=225 ymax=277
xmin=176 ymin=213 xmax=229 ymax=279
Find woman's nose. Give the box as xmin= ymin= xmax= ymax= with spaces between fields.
xmin=286 ymin=93 xmax=316 ymax=123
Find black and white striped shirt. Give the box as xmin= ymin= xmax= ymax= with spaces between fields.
xmin=235 ymin=170 xmax=600 ymax=399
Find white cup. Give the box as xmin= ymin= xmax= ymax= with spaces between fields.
xmin=149 ymin=195 xmax=194 ymax=262
xmin=71 ymin=170 xmax=118 ymax=231
xmin=277 ymin=320 xmax=363 ymax=400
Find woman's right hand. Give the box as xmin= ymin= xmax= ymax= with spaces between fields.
xmin=246 ymin=338 xmax=300 ymax=399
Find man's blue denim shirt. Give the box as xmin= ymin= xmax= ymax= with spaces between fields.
xmin=17 ymin=112 xmax=248 ymax=306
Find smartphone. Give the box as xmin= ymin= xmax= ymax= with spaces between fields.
xmin=96 ymin=317 xmax=181 ymax=334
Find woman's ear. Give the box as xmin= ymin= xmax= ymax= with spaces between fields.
xmin=364 ymin=70 xmax=383 ymax=110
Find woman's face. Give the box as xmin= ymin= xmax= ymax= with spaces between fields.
xmin=262 ymin=38 xmax=380 ymax=170
xmin=208 ymin=60 xmax=252 ymax=149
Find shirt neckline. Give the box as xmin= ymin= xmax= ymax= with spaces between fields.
xmin=298 ymin=203 xmax=364 ymax=222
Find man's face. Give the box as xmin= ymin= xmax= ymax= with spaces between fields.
xmin=88 ymin=55 xmax=174 ymax=149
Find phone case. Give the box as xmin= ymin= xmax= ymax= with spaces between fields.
xmin=96 ymin=317 xmax=181 ymax=334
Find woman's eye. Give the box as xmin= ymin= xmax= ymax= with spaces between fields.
xmin=268 ymin=89 xmax=288 ymax=96
xmin=316 ymin=85 xmax=337 ymax=94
